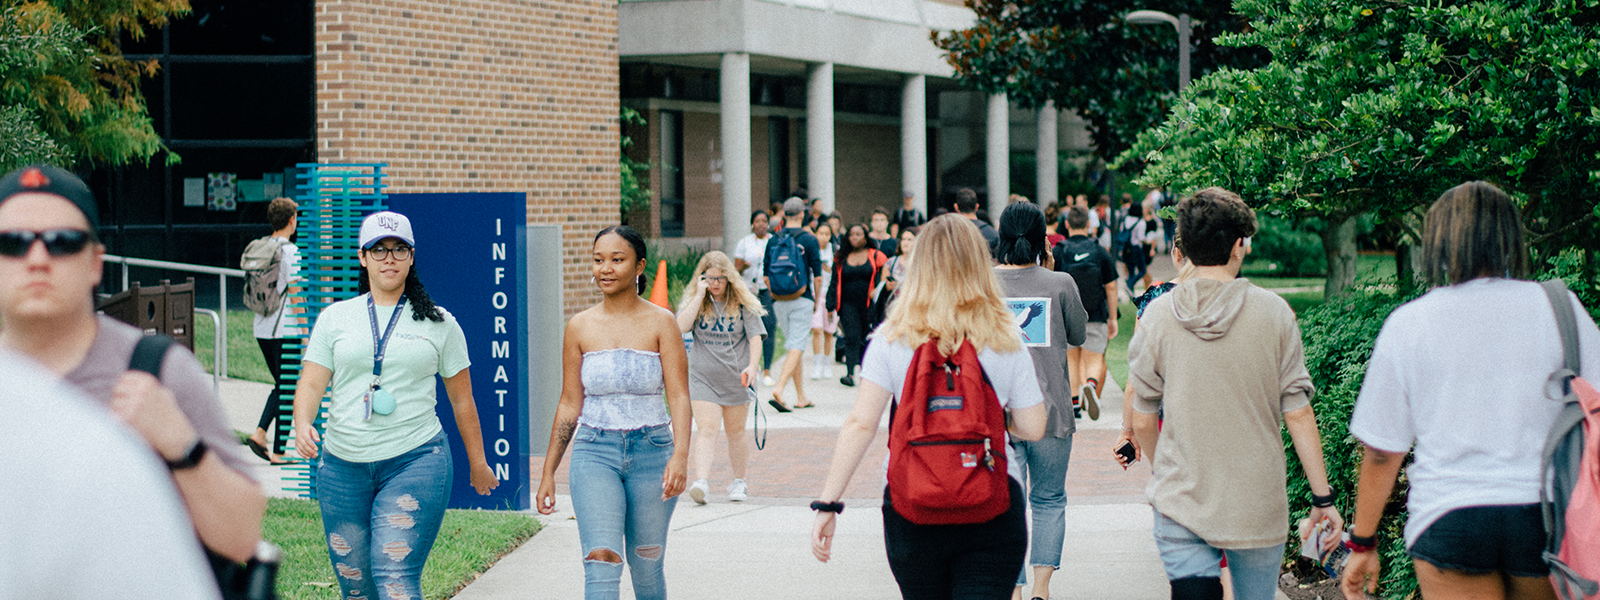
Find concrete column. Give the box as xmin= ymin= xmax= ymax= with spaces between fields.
xmin=1035 ymin=100 xmax=1058 ymax=208
xmin=985 ymin=92 xmax=1009 ymax=222
xmin=720 ymin=53 xmax=751 ymax=255
xmin=806 ymin=62 xmax=835 ymax=213
xmin=901 ymin=74 xmax=927 ymax=215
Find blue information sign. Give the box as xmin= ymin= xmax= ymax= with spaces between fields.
xmin=386 ymin=193 xmax=530 ymax=510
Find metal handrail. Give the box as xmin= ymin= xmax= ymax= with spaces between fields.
xmin=103 ymin=254 xmax=246 ymax=377
xmin=194 ymin=308 xmax=222 ymax=393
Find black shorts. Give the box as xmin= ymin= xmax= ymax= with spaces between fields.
xmin=1409 ymin=504 xmax=1549 ymax=578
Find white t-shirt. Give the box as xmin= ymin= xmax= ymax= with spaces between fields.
xmin=733 ymin=233 xmax=770 ymax=291
xmin=860 ymin=338 xmax=1044 ymax=482
xmin=252 ymin=238 xmax=301 ymax=339
xmin=1350 ymin=278 xmax=1600 ymax=547
xmin=0 ymin=350 xmax=220 ymax=600
xmin=304 ymin=294 xmax=472 ymax=462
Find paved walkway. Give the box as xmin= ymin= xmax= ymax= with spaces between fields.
xmin=214 ymin=251 xmax=1287 ymax=599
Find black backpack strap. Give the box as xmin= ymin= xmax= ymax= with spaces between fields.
xmin=129 ymin=334 xmax=174 ymax=378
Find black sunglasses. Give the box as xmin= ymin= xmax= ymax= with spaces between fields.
xmin=0 ymin=229 xmax=95 ymax=257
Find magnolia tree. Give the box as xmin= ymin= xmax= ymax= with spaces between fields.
xmin=1 ymin=1 xmax=188 ymax=172
xmin=1119 ymin=0 xmax=1600 ymax=295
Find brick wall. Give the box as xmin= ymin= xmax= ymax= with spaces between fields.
xmin=316 ymin=0 xmax=618 ymax=315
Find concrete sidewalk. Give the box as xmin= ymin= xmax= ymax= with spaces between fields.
xmin=451 ymin=372 xmax=1174 ymax=600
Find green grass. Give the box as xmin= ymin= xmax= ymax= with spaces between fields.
xmin=193 ymin=309 xmax=273 ymax=383
xmin=265 ymin=498 xmax=540 ymax=600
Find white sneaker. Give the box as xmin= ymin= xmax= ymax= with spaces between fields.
xmin=727 ymin=479 xmax=748 ymax=502
xmin=688 ymin=479 xmax=709 ymax=505
xmin=762 ymin=375 xmax=774 ymax=387
xmin=1081 ymin=382 xmax=1101 ymax=421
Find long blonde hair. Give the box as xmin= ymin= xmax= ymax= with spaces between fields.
xmin=876 ymin=214 xmax=1021 ymax=356
xmin=683 ymin=251 xmax=766 ymax=319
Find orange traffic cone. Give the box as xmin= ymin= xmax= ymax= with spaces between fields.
xmin=648 ymin=260 xmax=670 ymax=309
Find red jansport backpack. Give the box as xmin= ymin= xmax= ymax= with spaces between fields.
xmin=1539 ymin=279 xmax=1600 ymax=600
xmin=887 ymin=337 xmax=1010 ymax=525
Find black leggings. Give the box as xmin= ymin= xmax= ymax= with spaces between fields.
xmin=255 ymin=337 xmax=293 ymax=455
xmin=883 ymin=478 xmax=1027 ymax=600
xmin=838 ymin=302 xmax=870 ymax=373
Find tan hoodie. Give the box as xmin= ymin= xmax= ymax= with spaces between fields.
xmin=1127 ymin=277 xmax=1315 ymax=549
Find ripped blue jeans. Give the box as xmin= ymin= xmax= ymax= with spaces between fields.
xmin=569 ymin=424 xmax=677 ymax=600
xmin=317 ymin=432 xmax=452 ymax=600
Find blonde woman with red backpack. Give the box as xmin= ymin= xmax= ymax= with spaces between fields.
xmin=810 ymin=214 xmax=1047 ymax=600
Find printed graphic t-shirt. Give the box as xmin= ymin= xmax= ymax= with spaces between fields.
xmin=995 ymin=266 xmax=1089 ymax=438
xmin=304 ymin=295 xmax=471 ymax=462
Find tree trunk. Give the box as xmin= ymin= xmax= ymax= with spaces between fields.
xmin=1321 ymin=215 xmax=1359 ymax=298
xmin=1395 ymin=243 xmax=1426 ymax=290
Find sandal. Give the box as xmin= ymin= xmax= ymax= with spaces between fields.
xmin=768 ymin=398 xmax=792 ymax=413
xmin=793 ymin=401 xmax=816 ymax=409
xmin=246 ymin=438 xmax=272 ymax=462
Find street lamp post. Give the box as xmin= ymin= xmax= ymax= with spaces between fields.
xmin=1126 ymin=10 xmax=1191 ymax=92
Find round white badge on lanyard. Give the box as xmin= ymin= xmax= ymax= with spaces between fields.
xmin=366 ymin=294 xmax=407 ymax=419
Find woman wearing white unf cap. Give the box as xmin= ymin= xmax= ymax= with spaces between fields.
xmin=292 ymin=211 xmax=499 ymax=600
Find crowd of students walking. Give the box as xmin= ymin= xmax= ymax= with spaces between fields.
xmin=1 ymin=160 xmax=1590 ymax=600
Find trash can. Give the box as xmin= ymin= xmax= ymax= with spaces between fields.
xmin=98 ymin=278 xmax=196 ymax=351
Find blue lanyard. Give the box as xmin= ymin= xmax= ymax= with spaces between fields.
xmin=367 ymin=294 xmax=407 ymax=380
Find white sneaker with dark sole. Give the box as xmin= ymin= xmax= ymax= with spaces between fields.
xmin=1081 ymin=383 xmax=1101 ymax=420
xmin=727 ymin=479 xmax=748 ymax=502
xmin=688 ymin=479 xmax=709 ymax=505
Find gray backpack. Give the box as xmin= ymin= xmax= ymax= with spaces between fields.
xmin=240 ymin=237 xmax=288 ymax=318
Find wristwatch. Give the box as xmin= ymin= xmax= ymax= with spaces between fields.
xmin=810 ymin=500 xmax=845 ymax=514
xmin=166 ymin=439 xmax=209 ymax=471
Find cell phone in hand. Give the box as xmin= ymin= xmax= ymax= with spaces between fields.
xmin=1114 ymin=440 xmax=1136 ymax=466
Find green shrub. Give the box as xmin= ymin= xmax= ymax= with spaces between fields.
xmin=645 ymin=241 xmax=706 ymax=310
xmin=1245 ymin=216 xmax=1326 ymax=277
xmin=1539 ymin=248 xmax=1600 ymax=323
xmin=1284 ymin=285 xmax=1422 ymax=599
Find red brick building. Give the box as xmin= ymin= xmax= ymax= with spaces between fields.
xmin=95 ymin=0 xmax=622 ymax=315
xmin=316 ymin=0 xmax=620 ymax=313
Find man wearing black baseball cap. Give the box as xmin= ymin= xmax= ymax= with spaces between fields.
xmin=0 ymin=164 xmax=266 ymax=564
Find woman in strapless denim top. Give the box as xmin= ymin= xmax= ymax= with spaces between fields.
xmin=536 ymin=225 xmax=691 ymax=600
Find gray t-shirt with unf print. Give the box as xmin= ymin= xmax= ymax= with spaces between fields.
xmin=994 ymin=266 xmax=1089 ymax=438
xmin=688 ymin=303 xmax=766 ymax=406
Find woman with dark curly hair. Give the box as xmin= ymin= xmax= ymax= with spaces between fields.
xmin=293 ymin=211 xmax=499 ymax=600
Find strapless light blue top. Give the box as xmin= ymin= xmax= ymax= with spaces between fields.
xmin=578 ymin=348 xmax=670 ymax=430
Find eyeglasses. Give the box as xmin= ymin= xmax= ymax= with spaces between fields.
xmin=701 ymin=276 xmax=727 ymax=283
xmin=365 ymin=246 xmax=413 ymax=261
xmin=0 ymin=229 xmax=95 ymax=257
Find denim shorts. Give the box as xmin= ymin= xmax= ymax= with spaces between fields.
xmin=1409 ymin=504 xmax=1549 ymax=578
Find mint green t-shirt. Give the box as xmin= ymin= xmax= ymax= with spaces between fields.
xmin=304 ymin=294 xmax=471 ymax=462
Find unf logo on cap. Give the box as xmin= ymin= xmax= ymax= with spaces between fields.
xmin=377 ymin=215 xmax=399 ymax=231
xmin=19 ymin=168 xmax=49 ymax=188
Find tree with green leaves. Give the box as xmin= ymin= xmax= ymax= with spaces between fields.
xmin=620 ymin=106 xmax=651 ymax=222
xmin=933 ymin=0 xmax=1267 ymax=165
xmin=1119 ymin=0 xmax=1600 ymax=296
xmin=1 ymin=0 xmax=188 ymax=172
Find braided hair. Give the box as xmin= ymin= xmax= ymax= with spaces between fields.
xmin=358 ymin=262 xmax=444 ymax=322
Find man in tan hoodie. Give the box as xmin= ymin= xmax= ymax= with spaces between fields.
xmin=1127 ymin=188 xmax=1343 ymax=600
